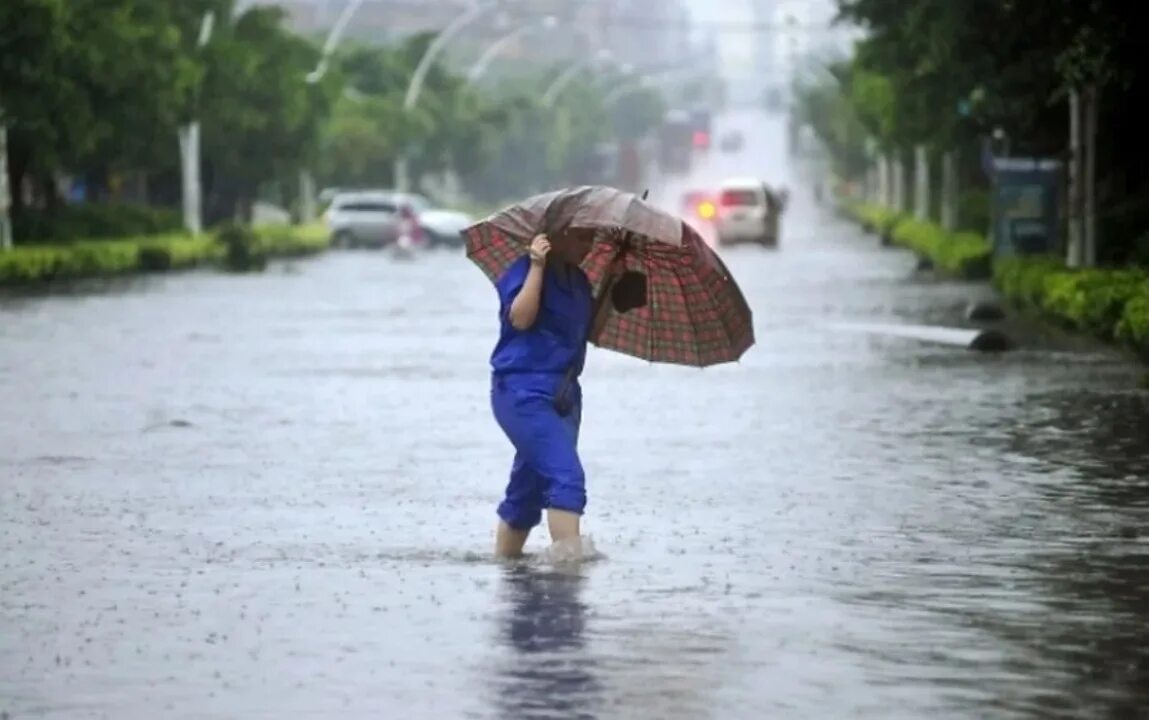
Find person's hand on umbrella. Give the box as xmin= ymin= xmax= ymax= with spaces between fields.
xmin=465 ymin=186 xmax=754 ymax=367
xmin=528 ymin=234 xmax=551 ymax=266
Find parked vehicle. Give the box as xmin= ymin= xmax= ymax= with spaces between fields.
xmin=325 ymin=190 xmax=431 ymax=248
xmin=714 ymin=178 xmax=780 ymax=247
xmin=418 ymin=209 xmax=473 ymax=249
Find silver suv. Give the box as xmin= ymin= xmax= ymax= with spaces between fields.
xmin=325 ymin=190 xmax=432 ymax=248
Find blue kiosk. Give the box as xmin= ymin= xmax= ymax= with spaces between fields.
xmin=983 ymin=151 xmax=1063 ymax=258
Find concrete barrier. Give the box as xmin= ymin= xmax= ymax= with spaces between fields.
xmin=829 ymin=322 xmax=1013 ymax=352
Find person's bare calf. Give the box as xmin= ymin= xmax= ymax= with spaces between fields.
xmin=495 ymin=521 xmax=530 ymax=558
xmin=547 ymin=508 xmax=581 ymax=544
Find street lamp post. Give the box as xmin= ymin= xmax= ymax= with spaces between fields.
xmin=540 ymin=49 xmax=614 ymax=109
xmin=466 ymin=15 xmax=558 ymax=84
xmin=395 ymin=1 xmax=504 ymax=193
xmin=179 ymin=11 xmax=215 ymax=236
xmin=602 ymin=66 xmax=696 ymax=108
xmin=306 ymin=0 xmax=364 ymax=85
xmin=299 ymin=0 xmax=366 ymax=223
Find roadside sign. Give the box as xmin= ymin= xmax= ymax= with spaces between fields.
xmin=988 ymin=156 xmax=1062 ymax=257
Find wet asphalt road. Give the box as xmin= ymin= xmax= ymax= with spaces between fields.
xmin=3 ymin=110 xmax=1149 ymax=719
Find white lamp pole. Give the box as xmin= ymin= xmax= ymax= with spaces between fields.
xmin=540 ymin=49 xmax=616 ymax=109
xmin=603 ymin=67 xmax=696 ymax=108
xmin=298 ymin=0 xmax=366 ymax=223
xmin=179 ymin=10 xmax=215 ymax=236
xmin=467 ymin=15 xmax=557 ymax=84
xmin=395 ymin=1 xmax=504 ymax=192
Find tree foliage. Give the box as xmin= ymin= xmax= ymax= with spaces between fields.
xmin=1 ymin=1 xmax=669 ymax=240
xmin=800 ymin=0 xmax=1142 ymax=263
xmin=317 ymin=44 xmax=667 ymax=204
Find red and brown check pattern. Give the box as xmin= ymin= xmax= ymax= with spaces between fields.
xmin=464 ymin=190 xmax=754 ymax=368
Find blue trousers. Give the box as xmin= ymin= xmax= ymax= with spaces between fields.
xmin=491 ymin=375 xmax=585 ymax=530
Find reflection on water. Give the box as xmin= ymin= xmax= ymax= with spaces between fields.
xmin=491 ymin=565 xmax=602 ymax=720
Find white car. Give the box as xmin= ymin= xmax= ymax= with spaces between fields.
xmin=715 ymin=178 xmax=780 ymax=247
xmin=325 ymin=190 xmax=432 ymax=248
xmin=418 ymin=210 xmax=473 ymax=249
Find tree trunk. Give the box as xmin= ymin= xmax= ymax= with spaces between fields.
xmin=941 ymin=151 xmax=959 ymax=232
xmin=40 ymin=174 xmax=59 ymax=214
xmin=1067 ymin=88 xmax=1084 ymax=268
xmin=1083 ymin=84 xmax=1099 ymax=267
xmin=913 ymin=144 xmax=930 ymax=221
xmin=7 ymin=134 xmax=29 ymax=216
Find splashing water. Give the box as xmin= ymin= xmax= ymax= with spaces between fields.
xmin=532 ymin=535 xmax=604 ymax=567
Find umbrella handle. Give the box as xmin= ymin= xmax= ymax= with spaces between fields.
xmin=554 ymin=243 xmax=626 ymax=416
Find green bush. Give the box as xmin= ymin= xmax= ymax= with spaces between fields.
xmin=844 ymin=201 xmax=905 ymax=237
xmin=1039 ymin=268 xmax=1147 ymax=339
xmin=957 ymin=189 xmax=990 ymax=234
xmin=995 ymin=256 xmax=1149 ymax=353
xmin=66 ymin=240 xmax=141 ymax=275
xmin=884 ymin=217 xmax=992 ymax=279
xmin=138 ymin=235 xmax=220 ymax=271
xmin=992 ymin=256 xmax=1065 ymax=305
xmin=217 ymin=222 xmax=268 ymax=272
xmin=0 ymin=234 xmax=224 ymax=284
xmin=253 ymin=223 xmax=330 ymax=257
xmin=1114 ymin=283 xmax=1149 ymax=356
xmin=1 ymin=222 xmax=329 ymax=285
xmin=0 ymin=247 xmax=72 ymax=283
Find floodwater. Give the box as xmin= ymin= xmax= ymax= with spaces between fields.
xmin=2 ymin=111 xmax=1149 ymax=719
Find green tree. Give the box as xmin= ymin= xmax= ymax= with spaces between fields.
xmin=1 ymin=0 xmax=197 ymax=207
xmin=198 ymin=5 xmax=335 ymax=221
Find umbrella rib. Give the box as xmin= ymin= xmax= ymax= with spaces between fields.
xmin=667 ymin=255 xmax=707 ymax=367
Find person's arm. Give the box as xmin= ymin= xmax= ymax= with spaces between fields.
xmin=507 ymin=235 xmax=550 ymax=330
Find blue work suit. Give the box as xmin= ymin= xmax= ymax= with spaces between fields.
xmin=490 ymin=255 xmax=594 ymax=530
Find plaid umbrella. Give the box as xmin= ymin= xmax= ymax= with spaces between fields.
xmin=464 ymin=185 xmax=754 ymax=367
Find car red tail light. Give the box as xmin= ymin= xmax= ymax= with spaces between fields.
xmin=692 ymin=131 xmax=709 ymax=147
xmin=720 ymin=190 xmax=758 ymax=207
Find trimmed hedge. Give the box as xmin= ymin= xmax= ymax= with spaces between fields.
xmin=843 ymin=202 xmax=992 ymax=279
xmin=254 ymin=223 xmax=329 ymax=257
xmin=891 ymin=218 xmax=993 ymax=279
xmin=0 ymin=223 xmax=329 ymax=286
xmin=994 ymin=256 xmax=1149 ymax=357
xmin=846 ymin=200 xmax=904 ymax=237
xmin=840 ymin=198 xmax=1149 ymax=361
xmin=0 ymin=236 xmax=200 ymax=283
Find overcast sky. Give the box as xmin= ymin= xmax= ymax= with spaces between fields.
xmin=682 ymin=0 xmax=755 ymax=74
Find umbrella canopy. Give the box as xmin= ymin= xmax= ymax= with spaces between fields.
xmin=464 ymin=185 xmax=754 ymax=367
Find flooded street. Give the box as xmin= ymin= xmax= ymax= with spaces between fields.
xmin=3 ymin=111 xmax=1149 ymax=719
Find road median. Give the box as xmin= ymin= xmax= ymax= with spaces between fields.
xmin=0 ymin=223 xmax=329 ymax=286
xmin=838 ymin=198 xmax=1149 ymax=362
